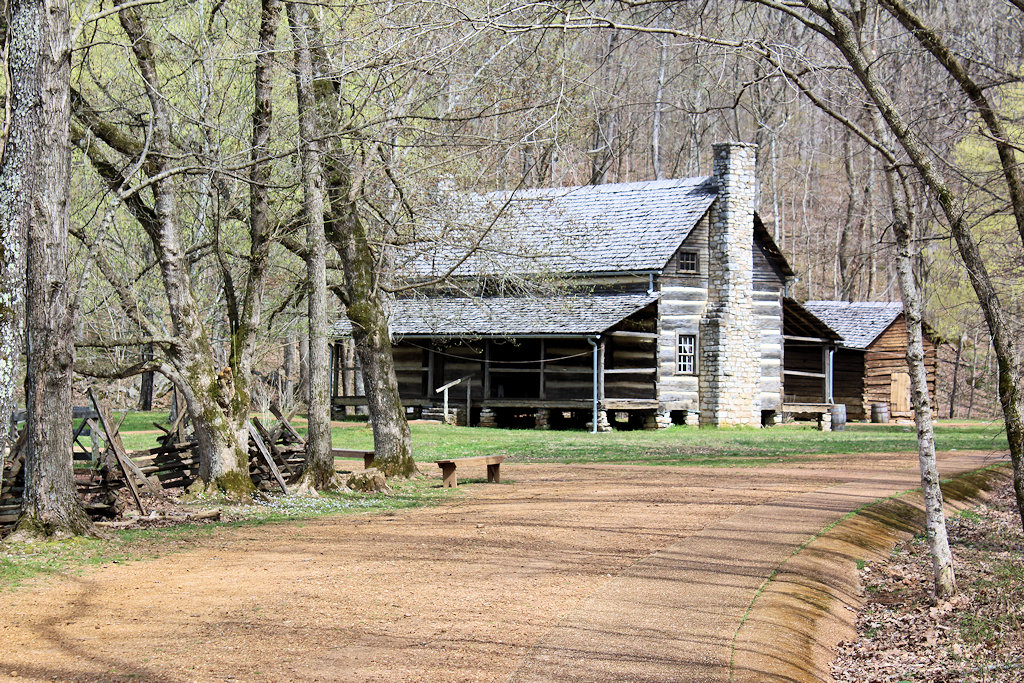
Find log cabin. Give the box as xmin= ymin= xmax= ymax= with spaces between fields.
xmin=332 ymin=142 xmax=802 ymax=430
xmin=800 ymin=301 xmax=938 ymax=421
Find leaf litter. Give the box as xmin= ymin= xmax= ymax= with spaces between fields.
xmin=833 ymin=477 xmax=1023 ymax=682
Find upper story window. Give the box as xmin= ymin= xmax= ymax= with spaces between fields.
xmin=678 ymin=250 xmax=699 ymax=274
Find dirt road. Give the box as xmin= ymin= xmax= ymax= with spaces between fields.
xmin=0 ymin=449 xmax=1004 ymax=682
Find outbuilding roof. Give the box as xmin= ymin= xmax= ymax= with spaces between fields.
xmin=400 ymin=176 xmax=718 ymax=277
xmin=783 ymin=298 xmax=842 ymax=341
xmin=332 ymin=293 xmax=659 ymax=338
xmin=801 ymin=301 xmax=904 ymax=349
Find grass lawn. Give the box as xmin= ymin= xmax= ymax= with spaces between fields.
xmin=327 ymin=420 xmax=1008 ymax=467
xmin=102 ymin=412 xmax=1009 ymax=467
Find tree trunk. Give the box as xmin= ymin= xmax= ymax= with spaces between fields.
xmin=138 ymin=342 xmax=154 ymax=411
xmin=330 ymin=209 xmax=416 ymax=478
xmin=229 ymin=0 xmax=281 ymax=426
xmin=291 ymin=9 xmax=415 ymax=478
xmin=287 ymin=1 xmax=341 ymax=491
xmin=966 ymin=330 xmax=980 ymax=419
xmin=948 ymin=333 xmax=964 ymax=419
xmin=0 ymin=2 xmax=32 ymax=461
xmin=117 ymin=6 xmax=254 ymax=499
xmin=299 ymin=336 xmax=310 ymax=403
xmin=590 ymin=30 xmax=620 ymax=185
xmin=652 ymin=33 xmax=667 ymax=181
xmin=283 ymin=329 xmax=296 ymax=409
xmin=886 ymin=171 xmax=956 ymax=598
xmin=838 ymin=134 xmax=860 ymax=301
xmin=12 ymin=0 xmax=93 ymax=538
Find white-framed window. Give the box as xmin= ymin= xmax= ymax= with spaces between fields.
xmin=678 ymin=250 xmax=699 ymax=273
xmin=676 ymin=334 xmax=697 ymax=374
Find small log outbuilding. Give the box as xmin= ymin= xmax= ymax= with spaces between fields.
xmin=801 ymin=301 xmax=938 ymax=421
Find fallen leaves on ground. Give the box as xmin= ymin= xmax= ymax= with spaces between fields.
xmin=833 ymin=477 xmax=1024 ymax=682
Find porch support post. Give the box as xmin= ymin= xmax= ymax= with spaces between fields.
xmin=483 ymin=340 xmax=491 ymax=400
xmin=427 ymin=346 xmax=435 ymax=397
xmin=539 ymin=339 xmax=546 ymax=400
xmin=825 ymin=345 xmax=834 ymax=404
xmin=588 ymin=336 xmax=599 ymax=434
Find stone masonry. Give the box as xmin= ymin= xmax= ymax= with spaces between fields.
xmin=699 ymin=143 xmax=762 ymax=426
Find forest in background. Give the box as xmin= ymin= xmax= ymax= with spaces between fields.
xmin=29 ymin=0 xmax=1010 ymax=421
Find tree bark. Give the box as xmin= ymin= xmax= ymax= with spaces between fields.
xmin=652 ymin=32 xmax=667 ymax=180
xmin=967 ymin=330 xmax=980 ymax=419
xmin=326 ymin=200 xmax=416 ymax=478
xmin=138 ymin=342 xmax=154 ymax=411
xmin=948 ymin=333 xmax=964 ymax=419
xmin=283 ymin=328 xmax=296 ymax=410
xmin=10 ymin=0 xmax=92 ymax=538
xmin=287 ymin=1 xmax=341 ymax=491
xmin=289 ymin=10 xmax=415 ymax=478
xmin=298 ymin=336 xmax=309 ymax=402
xmin=230 ymin=0 xmax=281 ymax=419
xmin=590 ymin=30 xmax=620 ymax=185
xmin=0 ymin=0 xmax=32 ymax=461
xmin=882 ymin=155 xmax=957 ymax=598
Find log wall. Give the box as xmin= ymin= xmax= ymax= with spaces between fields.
xmin=656 ymin=217 xmax=785 ymax=415
xmin=863 ymin=316 xmax=937 ymax=419
xmin=753 ymin=235 xmax=786 ymax=414
xmin=657 ymin=216 xmax=708 ymax=411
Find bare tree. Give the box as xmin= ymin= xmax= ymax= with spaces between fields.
xmin=286 ymin=0 xmax=343 ymax=490
xmin=759 ymin=0 xmax=1024 ymax=533
xmin=878 ymin=139 xmax=957 ymax=597
xmin=70 ymin=1 xmax=289 ymax=498
xmin=7 ymin=0 xmax=93 ymax=538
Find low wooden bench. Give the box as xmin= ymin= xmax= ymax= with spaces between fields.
xmin=435 ymin=455 xmax=506 ymax=488
xmin=332 ymin=448 xmax=376 ymax=469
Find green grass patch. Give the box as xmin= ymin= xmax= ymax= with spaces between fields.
xmin=95 ymin=412 xmax=1008 ymax=467
xmin=958 ymin=508 xmax=982 ymax=522
xmin=0 ymin=537 xmax=135 ymax=589
xmin=329 ymin=421 xmax=1008 ymax=468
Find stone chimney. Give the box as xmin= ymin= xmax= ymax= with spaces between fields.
xmin=699 ymin=142 xmax=761 ymax=426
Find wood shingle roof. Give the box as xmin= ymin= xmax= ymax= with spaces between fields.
xmin=332 ymin=293 xmax=659 ymax=338
xmin=402 ymin=177 xmax=718 ymax=278
xmin=802 ymin=301 xmax=904 ymax=349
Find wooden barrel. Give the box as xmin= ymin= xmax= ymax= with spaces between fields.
xmin=830 ymin=403 xmax=847 ymax=431
xmin=871 ymin=402 xmax=890 ymax=424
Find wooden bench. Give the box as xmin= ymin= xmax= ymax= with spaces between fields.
xmin=435 ymin=455 xmax=506 ymax=488
xmin=332 ymin=448 xmax=376 ymax=469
